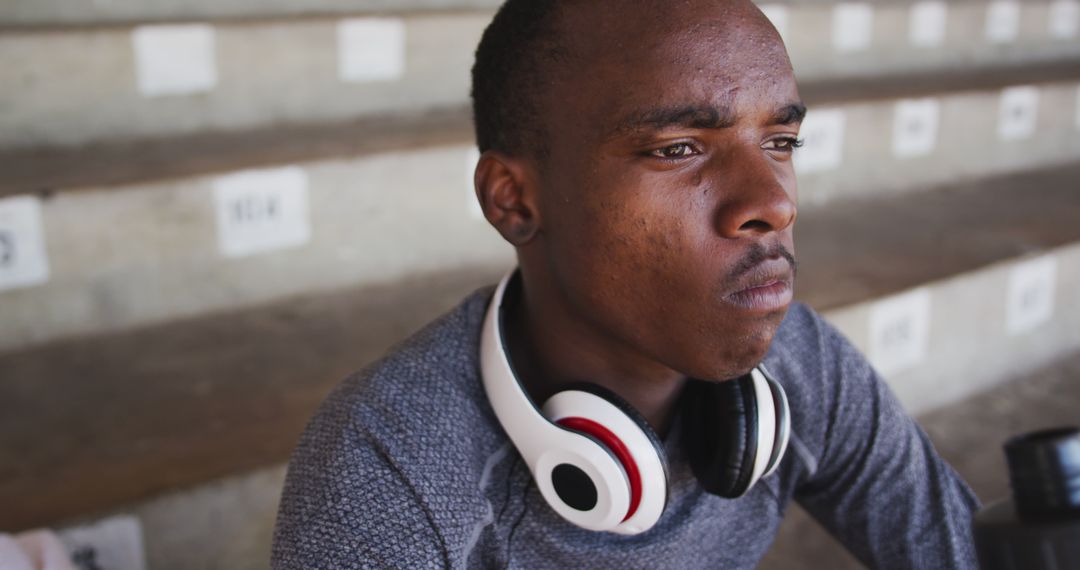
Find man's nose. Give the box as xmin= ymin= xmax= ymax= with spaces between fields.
xmin=712 ymin=150 xmax=797 ymax=239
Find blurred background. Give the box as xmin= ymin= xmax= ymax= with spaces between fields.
xmin=1 ymin=0 xmax=1079 ymax=568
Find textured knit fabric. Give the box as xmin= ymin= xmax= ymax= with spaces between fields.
xmin=272 ymin=287 xmax=980 ymax=569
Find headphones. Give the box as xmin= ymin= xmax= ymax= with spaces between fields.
xmin=480 ymin=271 xmax=791 ymax=535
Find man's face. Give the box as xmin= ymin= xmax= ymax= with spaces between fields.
xmin=530 ymin=1 xmax=802 ymax=382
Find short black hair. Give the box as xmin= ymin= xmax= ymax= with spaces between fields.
xmin=470 ymin=0 xmax=570 ymax=158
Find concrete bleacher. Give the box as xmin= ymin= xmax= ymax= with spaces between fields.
xmin=1 ymin=0 xmax=1079 ymax=567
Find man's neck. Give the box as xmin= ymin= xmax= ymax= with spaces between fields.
xmin=504 ymin=272 xmax=688 ymax=436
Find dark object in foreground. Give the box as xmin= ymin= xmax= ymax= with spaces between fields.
xmin=973 ymin=427 xmax=1080 ymax=569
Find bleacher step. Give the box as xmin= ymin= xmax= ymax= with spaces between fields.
xmin=798 ymin=161 xmax=1080 ymax=311
xmin=0 ymin=108 xmax=471 ymax=198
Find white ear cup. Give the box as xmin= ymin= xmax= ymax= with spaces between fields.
xmin=543 ymin=391 xmax=667 ymax=535
xmin=760 ymin=365 xmax=791 ymax=479
xmin=745 ymin=368 xmax=777 ymax=491
xmin=480 ymin=272 xmax=639 ymax=532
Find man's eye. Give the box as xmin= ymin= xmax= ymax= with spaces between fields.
xmin=765 ymin=137 xmax=805 ymax=152
xmin=649 ymin=143 xmax=698 ymax=159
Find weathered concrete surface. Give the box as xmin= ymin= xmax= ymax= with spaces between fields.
xmin=761 ymin=348 xmax=1080 ymax=570
xmin=797 ymin=161 xmax=1080 ymax=313
xmin=824 ymin=239 xmax=1080 ymax=415
xmin=0 ymin=107 xmax=474 ymax=197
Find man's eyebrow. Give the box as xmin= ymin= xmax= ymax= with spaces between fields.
xmin=771 ymin=103 xmax=807 ymax=126
xmin=610 ymin=102 xmax=807 ymax=136
xmin=610 ymin=105 xmax=739 ymax=136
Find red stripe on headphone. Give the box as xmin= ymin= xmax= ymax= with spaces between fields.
xmin=557 ymin=417 xmax=642 ymax=523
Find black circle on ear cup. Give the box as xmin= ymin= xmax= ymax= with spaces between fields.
xmin=551 ymin=464 xmax=599 ymax=511
xmin=679 ymin=376 xmax=760 ymax=498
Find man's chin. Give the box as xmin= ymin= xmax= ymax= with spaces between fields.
xmin=702 ymin=357 xmax=769 ymax=383
xmin=695 ymin=321 xmax=783 ymax=381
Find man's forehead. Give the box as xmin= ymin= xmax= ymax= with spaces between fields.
xmin=535 ymin=0 xmax=796 ymax=146
xmin=552 ymin=1 xmax=793 ymax=94
xmin=557 ymin=0 xmax=779 ymax=52
xmin=586 ymin=62 xmax=801 ymax=137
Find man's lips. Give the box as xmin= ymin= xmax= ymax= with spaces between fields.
xmin=722 ymin=258 xmax=795 ymax=312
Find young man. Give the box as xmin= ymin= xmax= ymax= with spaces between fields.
xmin=272 ymin=1 xmax=980 ymax=567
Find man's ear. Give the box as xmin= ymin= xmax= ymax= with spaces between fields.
xmin=474 ymin=150 xmax=541 ymax=246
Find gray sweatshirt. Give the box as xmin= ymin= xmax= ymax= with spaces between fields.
xmin=272 ymin=288 xmax=979 ymax=569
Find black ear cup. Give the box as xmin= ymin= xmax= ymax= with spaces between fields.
xmin=679 ymin=376 xmax=760 ymax=498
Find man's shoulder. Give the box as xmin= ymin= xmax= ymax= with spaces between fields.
xmin=321 ymin=284 xmax=501 ymax=454
xmin=342 ymin=284 xmax=494 ymax=411
xmin=770 ymin=300 xmax=877 ymax=367
xmin=764 ymin=302 xmax=879 ymax=444
xmin=290 ymin=284 xmax=510 ymax=496
xmin=766 ymin=301 xmax=849 ymax=374
xmin=766 ymin=301 xmax=878 ymax=394
xmin=274 ymin=287 xmax=505 ymax=566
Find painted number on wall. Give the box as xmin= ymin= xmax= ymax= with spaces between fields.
xmin=998 ymin=86 xmax=1040 ymax=141
xmin=214 ymin=166 xmax=312 ymax=258
xmin=794 ymin=109 xmax=846 ymax=174
xmin=833 ymin=3 xmax=874 ymax=53
xmin=1049 ymin=0 xmax=1080 ymax=39
xmin=338 ymin=18 xmax=407 ymax=83
xmin=60 ymin=515 xmax=146 ymax=570
xmin=0 ymin=230 xmax=13 ymax=266
xmin=1006 ymin=255 xmax=1057 ymax=335
xmin=869 ymin=288 xmax=932 ymax=376
xmin=985 ymin=1 xmax=1021 ymax=44
xmin=910 ymin=1 xmax=948 ymax=47
xmin=0 ymin=196 xmax=50 ymax=292
xmin=132 ymin=24 xmax=217 ymax=97
xmin=893 ymin=98 xmax=941 ymax=158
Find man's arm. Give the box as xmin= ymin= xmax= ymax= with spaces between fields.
xmin=789 ymin=311 xmax=980 ymax=569
xmin=271 ymin=396 xmax=448 ymax=569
